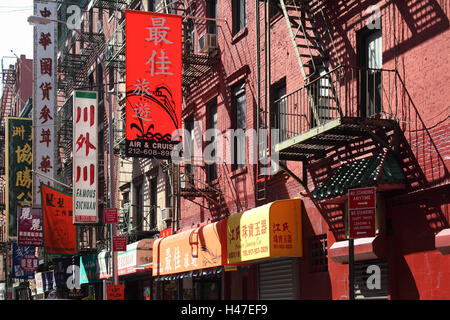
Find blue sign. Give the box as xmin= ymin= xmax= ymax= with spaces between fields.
xmin=11 ymin=242 xmax=35 ymax=280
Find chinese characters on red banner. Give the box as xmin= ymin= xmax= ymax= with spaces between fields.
xmin=125 ymin=11 xmax=182 ymax=159
xmin=41 ymin=184 xmax=77 ymax=255
xmin=33 ymin=1 xmax=57 ymax=207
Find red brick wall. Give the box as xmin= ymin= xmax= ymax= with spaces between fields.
xmin=180 ymin=0 xmax=450 ymax=299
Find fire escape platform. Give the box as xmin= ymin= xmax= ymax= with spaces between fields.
xmin=275 ymin=117 xmax=399 ymax=161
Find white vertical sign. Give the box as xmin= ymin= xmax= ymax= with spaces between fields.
xmin=33 ymin=1 xmax=57 ymax=207
xmin=73 ymin=91 xmax=98 ymax=224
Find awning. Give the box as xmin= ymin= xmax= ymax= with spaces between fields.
xmin=313 ymin=151 xmax=405 ymax=201
xmin=227 ymin=198 xmax=302 ymax=264
xmin=118 ymin=238 xmax=154 ymax=276
xmin=152 ymin=219 xmax=227 ymax=276
xmin=435 ymin=228 xmax=450 ymax=254
xmin=328 ymin=235 xmax=387 ymax=264
xmin=97 ymin=238 xmax=154 ymax=279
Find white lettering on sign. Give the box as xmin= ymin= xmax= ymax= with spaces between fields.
xmin=66 ymin=265 xmax=80 ymax=290
xmin=366 ymin=264 xmax=381 ymax=290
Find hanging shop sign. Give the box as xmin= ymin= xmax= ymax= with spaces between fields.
xmin=125 ymin=10 xmax=182 ymax=159
xmin=97 ymin=250 xmax=113 ymax=279
xmin=35 ymin=271 xmax=56 ymax=295
xmin=107 ymin=284 xmax=125 ymax=300
xmin=6 ymin=117 xmax=33 ymax=238
xmin=18 ymin=207 xmax=43 ymax=247
xmin=113 ymin=236 xmax=127 ymax=252
xmin=73 ymin=91 xmax=98 ymax=224
xmin=104 ymin=208 xmax=118 ymax=224
xmin=227 ymin=199 xmax=303 ymax=264
xmin=80 ymin=254 xmax=100 ymax=284
xmin=33 ymin=1 xmax=57 ymax=207
xmin=153 ymin=220 xmax=227 ymax=276
xmin=348 ymin=187 xmax=376 ymax=239
xmin=117 ymin=239 xmax=154 ymax=276
xmin=41 ymin=184 xmax=78 ymax=255
xmin=11 ymin=242 xmax=36 ymax=279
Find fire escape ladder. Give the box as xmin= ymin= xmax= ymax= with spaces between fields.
xmin=278 ymin=0 xmax=342 ymax=127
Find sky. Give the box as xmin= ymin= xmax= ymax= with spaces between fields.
xmin=0 ymin=0 xmax=34 ymax=92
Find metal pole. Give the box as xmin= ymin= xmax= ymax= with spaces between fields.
xmin=4 ymin=240 xmax=8 ymax=300
xmin=105 ymin=80 xmax=118 ymax=287
xmin=349 ymin=237 xmax=355 ymax=300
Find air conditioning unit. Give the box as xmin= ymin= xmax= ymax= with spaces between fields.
xmin=161 ymin=207 xmax=173 ymax=222
xmin=198 ymin=33 xmax=217 ymax=54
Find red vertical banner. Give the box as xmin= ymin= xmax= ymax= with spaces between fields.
xmin=125 ymin=10 xmax=182 ymax=159
xmin=41 ymin=184 xmax=78 ymax=254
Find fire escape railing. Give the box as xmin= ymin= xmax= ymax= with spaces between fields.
xmin=273 ymin=64 xmax=449 ymax=187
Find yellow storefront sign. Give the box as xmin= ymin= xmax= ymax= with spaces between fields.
xmin=227 ymin=199 xmax=302 ymax=264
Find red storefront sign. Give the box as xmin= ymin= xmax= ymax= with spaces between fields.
xmin=107 ymin=284 xmax=124 ymax=300
xmin=348 ymin=187 xmax=376 ymax=238
xmin=113 ymin=236 xmax=127 ymax=252
xmin=125 ymin=10 xmax=182 ymax=159
xmin=160 ymin=227 xmax=172 ymax=238
xmin=104 ymin=208 xmax=118 ymax=224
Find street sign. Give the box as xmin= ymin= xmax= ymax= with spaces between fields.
xmin=113 ymin=236 xmax=127 ymax=252
xmin=107 ymin=284 xmax=124 ymax=300
xmin=348 ymin=187 xmax=376 ymax=238
xmin=104 ymin=208 xmax=118 ymax=224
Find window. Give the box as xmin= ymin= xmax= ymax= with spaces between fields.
xmin=130 ymin=0 xmax=142 ymax=10
xmin=271 ymin=79 xmax=286 ymax=140
xmin=309 ymin=65 xmax=332 ymax=127
xmin=232 ymin=0 xmax=247 ymax=34
xmin=358 ymin=28 xmax=382 ymax=117
xmin=133 ymin=179 xmax=144 ymax=231
xmin=207 ymin=0 xmax=217 ymax=34
xmin=184 ymin=116 xmax=194 ymax=185
xmin=147 ymin=0 xmax=154 ymax=11
xmin=310 ymin=234 xmax=328 ymax=273
xmin=232 ymin=82 xmax=246 ymax=171
xmin=88 ymin=72 xmax=94 ymax=90
xmin=150 ymin=178 xmax=157 ymax=229
xmin=97 ymin=62 xmax=104 ymax=102
xmin=108 ymin=66 xmax=114 ymax=91
xmin=206 ymin=98 xmax=218 ymax=182
xmin=151 ymin=0 xmax=170 ymax=13
xmin=89 ymin=8 xmax=93 ymax=34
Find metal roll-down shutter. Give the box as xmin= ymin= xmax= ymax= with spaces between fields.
xmin=258 ymin=258 xmax=300 ymax=300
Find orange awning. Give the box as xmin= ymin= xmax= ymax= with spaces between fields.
xmin=227 ymin=198 xmax=303 ymax=264
xmin=152 ymin=219 xmax=227 ymax=276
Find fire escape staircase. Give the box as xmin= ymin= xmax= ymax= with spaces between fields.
xmin=256 ymin=0 xmax=448 ymax=222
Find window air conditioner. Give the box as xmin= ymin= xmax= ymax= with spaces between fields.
xmin=198 ymin=33 xmax=217 ymax=54
xmin=161 ymin=207 xmax=173 ymax=222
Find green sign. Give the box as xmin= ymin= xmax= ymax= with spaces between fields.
xmin=80 ymin=254 xmax=99 ymax=284
xmin=6 ymin=118 xmax=33 ymax=238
